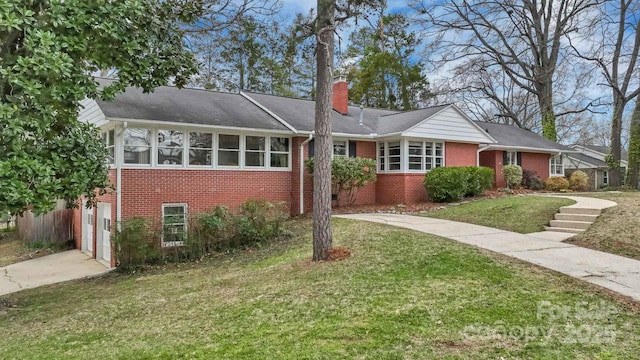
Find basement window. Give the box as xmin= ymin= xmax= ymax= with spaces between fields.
xmin=162 ymin=204 xmax=187 ymax=247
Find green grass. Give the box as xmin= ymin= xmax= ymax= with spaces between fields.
xmin=423 ymin=196 xmax=576 ymax=233
xmin=1 ymin=218 xmax=639 ymax=359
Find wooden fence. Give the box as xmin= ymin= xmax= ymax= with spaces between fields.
xmin=17 ymin=209 xmax=74 ymax=245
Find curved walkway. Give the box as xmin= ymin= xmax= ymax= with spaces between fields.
xmin=336 ymin=196 xmax=640 ymax=302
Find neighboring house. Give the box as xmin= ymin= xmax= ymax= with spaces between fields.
xmin=73 ymin=78 xmax=568 ymax=267
xmin=476 ymin=122 xmax=575 ymax=188
xmin=564 ymin=145 xmax=629 ymax=190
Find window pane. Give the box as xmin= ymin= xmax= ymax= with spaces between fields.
xmin=271 ymin=153 xmax=288 ymax=168
xmin=389 ymin=163 xmax=401 ymax=170
xmin=158 ymin=148 xmax=183 ymax=165
xmin=270 ymin=137 xmax=289 ymax=152
xmin=378 ymin=142 xmax=385 ymax=155
xmin=190 ymin=149 xmax=212 ymax=166
xmin=108 ymin=130 xmax=115 ymax=145
xmin=190 ymin=132 xmax=213 ymax=148
xmin=124 ymin=128 xmax=151 ymax=164
xmin=435 ymin=143 xmax=443 ymax=157
xmin=426 ymin=157 xmax=433 ymax=170
xmin=107 ymin=147 xmax=115 ymax=165
xmin=409 ymin=142 xmax=423 ymax=156
xmin=245 ymin=151 xmax=265 ymax=167
xmin=218 ymin=150 xmax=239 ymax=166
xmin=219 ymin=134 xmax=239 ymax=150
xmin=435 ymin=158 xmax=443 ymax=167
xmin=164 ymin=206 xmax=185 ymax=215
xmin=333 ymin=141 xmax=347 ymax=156
xmin=408 ymin=162 xmax=422 ymax=170
xmin=246 ymin=136 xmax=265 ymax=151
xmin=158 ymin=130 xmax=184 ymax=147
xmin=388 ymin=141 xmax=400 ymax=156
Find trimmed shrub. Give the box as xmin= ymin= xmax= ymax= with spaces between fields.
xmin=186 ymin=206 xmax=236 ymax=257
xmin=503 ymin=164 xmax=523 ymax=189
xmin=113 ymin=217 xmax=159 ymax=269
xmin=235 ymin=199 xmax=288 ymax=245
xmin=545 ymin=176 xmax=570 ymax=192
xmin=528 ymin=175 xmax=545 ymax=190
xmin=305 ymin=156 xmax=377 ymax=206
xmin=424 ymin=166 xmax=494 ymax=202
xmin=569 ymin=170 xmax=589 ymax=191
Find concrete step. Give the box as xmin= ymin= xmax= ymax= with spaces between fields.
xmin=549 ymin=219 xmax=593 ymax=230
xmin=559 ymin=207 xmax=601 ymax=216
xmin=554 ymin=213 xmax=599 ymax=222
xmin=544 ymin=226 xmax=585 ymax=234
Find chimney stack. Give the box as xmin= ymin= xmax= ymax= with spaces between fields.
xmin=332 ymin=76 xmax=349 ymax=115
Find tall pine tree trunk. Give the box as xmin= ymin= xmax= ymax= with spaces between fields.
xmin=627 ymin=95 xmax=640 ymax=189
xmin=312 ymin=0 xmax=334 ymax=261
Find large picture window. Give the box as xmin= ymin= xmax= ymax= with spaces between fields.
xmin=124 ymin=128 xmax=151 ymax=164
xmin=157 ymin=130 xmax=184 ymax=165
xmin=218 ymin=134 xmax=240 ymax=166
xmin=162 ymin=204 xmax=187 ymax=247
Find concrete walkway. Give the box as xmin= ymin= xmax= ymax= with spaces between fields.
xmin=336 ymin=197 xmax=640 ymax=301
xmin=0 ymin=250 xmax=110 ymax=296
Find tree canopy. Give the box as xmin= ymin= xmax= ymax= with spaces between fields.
xmin=0 ymin=0 xmax=200 ymax=214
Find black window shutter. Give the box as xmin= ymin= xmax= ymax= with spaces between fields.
xmin=517 ymin=152 xmax=522 ymax=166
xmin=502 ymin=151 xmax=508 ymax=165
xmin=349 ymin=140 xmax=357 ymax=158
xmin=308 ymin=139 xmax=314 ymax=158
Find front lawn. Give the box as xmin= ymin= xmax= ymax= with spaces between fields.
xmin=423 ymin=195 xmax=575 ymax=233
xmin=566 ymin=192 xmax=640 ymax=260
xmin=1 ymin=218 xmax=639 ymax=359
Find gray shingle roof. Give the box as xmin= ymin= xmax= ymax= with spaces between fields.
xmin=567 ymin=153 xmax=608 ymax=168
xmin=244 ymin=92 xmax=397 ymax=135
xmin=582 ymin=145 xmax=628 ymax=161
xmin=95 ymin=79 xmax=290 ymax=132
xmin=476 ymin=121 xmax=573 ymax=152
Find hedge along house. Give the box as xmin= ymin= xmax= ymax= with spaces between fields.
xmin=476 ymin=122 xmax=576 ymax=188
xmin=74 ymin=77 xmax=507 ymax=267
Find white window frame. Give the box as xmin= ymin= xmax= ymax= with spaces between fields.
xmin=602 ymin=170 xmax=608 ymax=186
xmin=217 ymin=133 xmax=241 ymax=168
xmin=550 ymin=154 xmax=564 ymax=176
xmin=157 ymin=130 xmax=185 ymax=166
xmin=377 ymin=141 xmax=386 ymax=171
xmin=506 ymin=151 xmax=518 ymax=166
xmin=123 ymin=127 xmax=152 ymax=166
xmin=188 ymin=131 xmax=214 ymax=166
xmin=103 ymin=129 xmax=115 ymax=167
xmin=244 ymin=135 xmax=267 ymax=168
xmin=405 ymin=139 xmax=445 ymax=173
xmin=333 ymin=140 xmax=348 ymax=157
xmin=119 ymin=124 xmax=292 ymax=171
xmin=161 ymin=203 xmax=188 ymax=247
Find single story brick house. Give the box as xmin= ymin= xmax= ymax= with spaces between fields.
xmin=74 ymin=78 xmax=571 ymax=267
xmin=563 ymin=145 xmax=628 ymax=189
xmin=476 ymin=122 xmax=575 ymax=188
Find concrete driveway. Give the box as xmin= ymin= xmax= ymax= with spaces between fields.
xmin=0 ymin=250 xmax=110 ymax=296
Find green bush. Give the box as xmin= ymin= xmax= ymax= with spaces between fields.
xmin=235 ymin=199 xmax=288 ymax=245
xmin=503 ymin=165 xmax=523 ymax=189
xmin=185 ymin=206 xmax=236 ymax=258
xmin=424 ymin=166 xmax=494 ymax=202
xmin=305 ymin=156 xmax=377 ymax=206
xmin=113 ymin=217 xmax=159 ymax=269
xmin=569 ymin=170 xmax=589 ymax=191
xmin=545 ymin=176 xmax=570 ymax=192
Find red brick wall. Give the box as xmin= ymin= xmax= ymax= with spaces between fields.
xmin=479 ymin=150 xmax=504 ymax=188
xmin=445 ymin=142 xmax=478 ymax=166
xmin=120 ymin=169 xmax=292 ymax=220
xmin=522 ymin=152 xmax=551 ymax=180
xmin=403 ymin=174 xmax=428 ymax=203
xmin=376 ymin=174 xmax=406 ymax=204
xmin=340 ymin=141 xmax=376 ymax=206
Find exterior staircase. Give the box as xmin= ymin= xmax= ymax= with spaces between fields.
xmin=544 ymin=206 xmax=601 ymax=234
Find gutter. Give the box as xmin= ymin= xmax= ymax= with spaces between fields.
xmin=299 ymin=133 xmax=314 ymax=215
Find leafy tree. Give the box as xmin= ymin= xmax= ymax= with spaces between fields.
xmin=0 ymin=0 xmax=200 ymax=215
xmin=346 ymin=12 xmax=430 ymax=110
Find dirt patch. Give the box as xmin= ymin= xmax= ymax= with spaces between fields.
xmin=327 ymin=247 xmax=351 ymax=261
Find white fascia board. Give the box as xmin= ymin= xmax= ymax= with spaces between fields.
xmin=240 ymin=92 xmax=298 ymax=133
xmin=105 ymin=117 xmax=295 ymax=135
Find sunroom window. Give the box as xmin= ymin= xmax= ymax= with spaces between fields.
xmin=102 ymin=129 xmax=115 ymax=166
xmin=378 ymin=142 xmax=386 ymax=171
xmin=189 ymin=132 xmax=213 ymax=166
xmin=388 ymin=141 xmax=401 ymax=170
xmin=245 ymin=136 xmax=266 ymax=167
xmin=218 ymin=134 xmax=240 ymax=166
xmin=157 ymin=130 xmax=184 ymax=165
xmin=123 ymin=128 xmax=151 ymax=165
xmin=270 ymin=137 xmax=290 ymax=168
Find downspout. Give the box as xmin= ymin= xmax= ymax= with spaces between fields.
xmin=116 ymin=122 xmax=127 ymax=231
xmin=477 ymin=145 xmax=489 ymax=166
xmin=299 ymin=133 xmax=314 ymax=215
